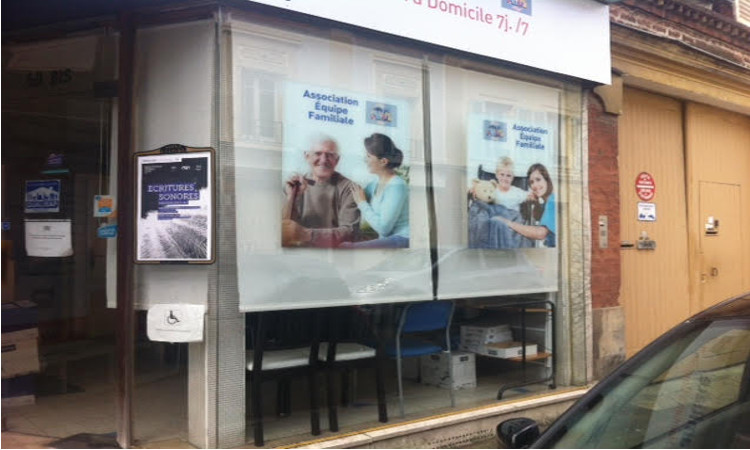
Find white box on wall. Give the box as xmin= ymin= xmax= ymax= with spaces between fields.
xmin=419 ymin=351 xmax=476 ymax=390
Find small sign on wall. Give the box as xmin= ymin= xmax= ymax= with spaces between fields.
xmin=147 ymin=304 xmax=206 ymax=343
xmin=135 ymin=145 xmax=215 ymax=264
xmin=25 ymin=180 xmax=61 ymax=213
xmin=635 ymin=172 xmax=656 ymax=202
xmin=638 ymin=202 xmax=656 ymax=222
xmin=93 ymin=195 xmax=116 ymax=218
xmin=25 ymin=219 xmax=73 ymax=257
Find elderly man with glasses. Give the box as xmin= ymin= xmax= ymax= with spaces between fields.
xmin=282 ymin=135 xmax=360 ymax=247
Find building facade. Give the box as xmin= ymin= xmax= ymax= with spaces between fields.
xmin=2 ymin=0 xmax=748 ymax=448
xmin=589 ymin=0 xmax=750 ymax=382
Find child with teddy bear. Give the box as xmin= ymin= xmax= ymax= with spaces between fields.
xmin=468 ymin=156 xmax=555 ymax=249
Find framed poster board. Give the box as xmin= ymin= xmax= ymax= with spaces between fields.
xmin=135 ymin=144 xmax=215 ymax=264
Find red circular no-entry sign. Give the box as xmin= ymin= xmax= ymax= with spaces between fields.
xmin=635 ymin=172 xmax=656 ymax=201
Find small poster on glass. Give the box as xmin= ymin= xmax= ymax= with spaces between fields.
xmin=25 ymin=180 xmax=61 ymax=213
xmin=467 ymin=103 xmax=558 ymax=250
xmin=25 ymin=219 xmax=73 ymax=257
xmin=135 ymin=145 xmax=214 ymax=264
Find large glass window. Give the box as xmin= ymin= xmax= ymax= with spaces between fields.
xmin=232 ymin=20 xmax=432 ymax=311
xmin=428 ymin=64 xmax=562 ymax=299
xmin=1 ymin=34 xmax=119 ymax=440
xmin=227 ymin=11 xmax=586 ymax=445
xmin=230 ymin=22 xmax=578 ymax=311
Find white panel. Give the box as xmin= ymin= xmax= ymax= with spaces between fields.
xmin=246 ymin=0 xmax=611 ymax=84
xmin=134 ymin=21 xmax=214 ymax=151
xmin=430 ymin=64 xmax=560 ymax=298
xmin=233 ymin=22 xmax=433 ymax=311
xmin=132 ymin=20 xmax=215 ymax=308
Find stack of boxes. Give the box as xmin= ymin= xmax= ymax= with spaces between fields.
xmin=2 ymin=300 xmax=40 ymax=407
xmin=460 ymin=322 xmax=537 ymax=359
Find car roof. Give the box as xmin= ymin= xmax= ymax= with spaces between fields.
xmin=691 ymin=292 xmax=750 ymax=321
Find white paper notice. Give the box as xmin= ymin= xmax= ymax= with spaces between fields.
xmin=147 ymin=304 xmax=206 ymax=343
xmin=25 ymin=220 xmax=73 ymax=257
xmin=638 ymin=202 xmax=657 ymax=222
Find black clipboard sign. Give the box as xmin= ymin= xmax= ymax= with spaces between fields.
xmin=134 ymin=144 xmax=215 ymax=264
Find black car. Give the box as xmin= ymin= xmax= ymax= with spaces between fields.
xmin=498 ymin=292 xmax=750 ymax=448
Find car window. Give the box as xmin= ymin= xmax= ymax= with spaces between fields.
xmin=549 ymin=319 xmax=750 ymax=449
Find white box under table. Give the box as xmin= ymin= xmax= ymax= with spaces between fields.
xmin=419 ymin=351 xmax=476 ymax=390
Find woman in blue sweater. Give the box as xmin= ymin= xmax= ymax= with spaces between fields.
xmin=493 ymin=163 xmax=556 ymax=248
xmin=340 ymin=133 xmax=409 ymax=248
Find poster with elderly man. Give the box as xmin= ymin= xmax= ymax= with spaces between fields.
xmin=234 ymin=76 xmax=434 ymax=312
xmin=281 ymin=83 xmax=412 ymax=250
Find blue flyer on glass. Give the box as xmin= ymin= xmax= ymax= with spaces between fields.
xmin=25 ymin=180 xmax=61 ymax=213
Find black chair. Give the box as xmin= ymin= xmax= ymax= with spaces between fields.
xmin=318 ymin=306 xmax=388 ymax=431
xmin=246 ymin=309 xmax=322 ymax=446
xmin=477 ymin=164 xmax=497 ymax=181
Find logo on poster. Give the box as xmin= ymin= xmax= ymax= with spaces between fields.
xmin=502 ymin=0 xmax=532 ymax=16
xmin=635 ymin=172 xmax=656 ymax=201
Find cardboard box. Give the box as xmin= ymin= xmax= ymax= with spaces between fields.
xmin=419 ymin=351 xmax=476 ymax=390
xmin=2 ymin=394 xmax=35 ymax=408
xmin=1 ymin=374 xmax=35 ymax=407
xmin=1 ymin=300 xmax=38 ymax=333
xmin=460 ymin=323 xmax=512 ymax=353
xmin=2 ymin=327 xmax=38 ymax=345
xmin=511 ymin=325 xmax=547 ymax=348
xmin=2 ymin=328 xmax=40 ymax=378
xmin=479 ymin=341 xmax=537 ymax=359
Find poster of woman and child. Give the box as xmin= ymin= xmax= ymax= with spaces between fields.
xmin=467 ymin=111 xmax=558 ymax=250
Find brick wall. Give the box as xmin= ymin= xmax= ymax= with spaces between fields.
xmin=588 ymin=92 xmax=620 ymax=310
xmin=612 ymin=0 xmax=750 ymax=70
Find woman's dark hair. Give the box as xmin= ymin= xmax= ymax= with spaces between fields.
xmin=527 ymin=163 xmax=553 ymax=199
xmin=364 ymin=133 xmax=403 ymax=169
xmin=521 ymin=163 xmax=553 ymax=222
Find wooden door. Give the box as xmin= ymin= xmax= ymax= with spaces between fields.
xmin=619 ymin=88 xmax=691 ymax=356
xmin=686 ymin=103 xmax=750 ymax=311
xmin=697 ymin=182 xmax=743 ymax=309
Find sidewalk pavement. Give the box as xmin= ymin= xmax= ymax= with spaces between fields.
xmin=1 ymin=432 xmax=196 ymax=449
xmin=1 ymin=431 xmax=56 ymax=449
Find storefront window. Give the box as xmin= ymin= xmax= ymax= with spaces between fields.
xmin=232 ymin=20 xmax=432 ymax=312
xmin=3 ymin=4 xmax=592 ymax=447
xmin=228 ymin=11 xmax=587 ymax=445
xmin=429 ymin=64 xmax=562 ymax=298
xmin=1 ymin=33 xmax=120 ymax=440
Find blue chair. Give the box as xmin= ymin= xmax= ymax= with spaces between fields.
xmin=383 ymin=300 xmax=456 ymax=416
